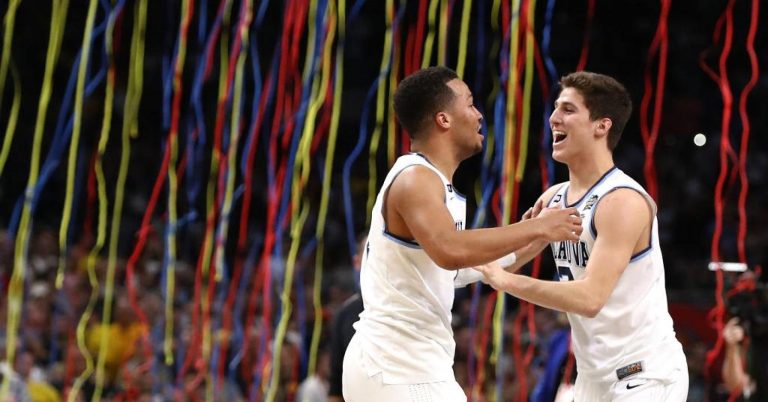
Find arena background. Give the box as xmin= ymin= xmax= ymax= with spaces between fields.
xmin=0 ymin=0 xmax=766 ymax=401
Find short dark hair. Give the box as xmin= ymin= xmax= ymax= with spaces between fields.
xmin=559 ymin=71 xmax=632 ymax=151
xmin=393 ymin=66 xmax=459 ymax=139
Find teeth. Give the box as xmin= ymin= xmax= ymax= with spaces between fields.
xmin=553 ymin=131 xmax=567 ymax=142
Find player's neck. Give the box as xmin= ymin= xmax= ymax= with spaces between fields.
xmin=410 ymin=141 xmax=459 ymax=180
xmin=566 ymin=153 xmax=615 ymax=192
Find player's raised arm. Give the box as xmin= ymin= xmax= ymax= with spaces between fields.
xmin=388 ymin=166 xmax=582 ymax=270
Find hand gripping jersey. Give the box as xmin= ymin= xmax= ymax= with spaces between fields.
xmin=547 ymin=167 xmax=684 ymax=383
xmin=353 ymin=153 xmax=466 ymax=384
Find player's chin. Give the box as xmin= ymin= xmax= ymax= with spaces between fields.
xmin=551 ymin=149 xmax=567 ymax=163
xmin=473 ymin=139 xmax=484 ymax=154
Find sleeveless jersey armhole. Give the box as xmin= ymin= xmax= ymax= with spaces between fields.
xmin=590 ymin=186 xmax=655 ymax=260
xmin=381 ymin=164 xmax=447 ymax=245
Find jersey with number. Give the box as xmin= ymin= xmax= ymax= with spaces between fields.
xmin=547 ymin=166 xmax=684 ymax=382
xmin=353 ymin=153 xmax=466 ymax=384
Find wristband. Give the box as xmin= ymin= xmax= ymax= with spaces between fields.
xmin=496 ymin=252 xmax=517 ymax=268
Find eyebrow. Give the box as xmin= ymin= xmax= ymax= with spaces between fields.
xmin=554 ymin=100 xmax=577 ymax=108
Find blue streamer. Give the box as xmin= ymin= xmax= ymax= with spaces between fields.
xmin=349 ymin=0 xmax=368 ymax=21
xmin=540 ymin=0 xmax=559 ymax=187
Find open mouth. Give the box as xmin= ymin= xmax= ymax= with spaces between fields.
xmin=553 ymin=131 xmax=567 ymax=144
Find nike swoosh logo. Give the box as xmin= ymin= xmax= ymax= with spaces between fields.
xmin=626 ymin=382 xmax=645 ymax=390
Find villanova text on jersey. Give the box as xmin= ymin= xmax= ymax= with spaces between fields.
xmin=552 ymin=239 xmax=590 ymax=268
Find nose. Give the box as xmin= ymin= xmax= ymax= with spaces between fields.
xmin=549 ymin=109 xmax=561 ymax=127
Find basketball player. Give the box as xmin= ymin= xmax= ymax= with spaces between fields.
xmin=341 ymin=66 xmax=584 ymax=401
xmin=475 ymin=71 xmax=688 ymax=401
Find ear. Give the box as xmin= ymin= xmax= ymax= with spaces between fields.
xmin=435 ymin=111 xmax=451 ymax=129
xmin=595 ymin=118 xmax=612 ymax=139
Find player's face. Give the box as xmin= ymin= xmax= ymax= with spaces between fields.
xmin=549 ymin=87 xmax=602 ymax=163
xmin=446 ymin=79 xmax=484 ymax=158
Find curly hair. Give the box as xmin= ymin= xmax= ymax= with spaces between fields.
xmin=393 ymin=66 xmax=459 ymax=139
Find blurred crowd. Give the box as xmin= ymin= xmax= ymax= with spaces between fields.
xmin=0 ymin=223 xmax=756 ymax=401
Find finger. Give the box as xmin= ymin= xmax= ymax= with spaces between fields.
xmin=563 ymin=207 xmax=579 ymax=216
xmin=522 ymin=207 xmax=533 ymax=220
xmin=571 ymin=215 xmax=583 ymax=224
xmin=532 ymin=199 xmax=544 ymax=217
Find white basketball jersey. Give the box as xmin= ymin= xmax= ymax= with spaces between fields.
xmin=547 ymin=167 xmax=684 ymax=382
xmin=353 ymin=153 xmax=466 ymax=384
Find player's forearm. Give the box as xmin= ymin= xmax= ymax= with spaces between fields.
xmin=499 ymin=274 xmax=603 ymax=317
xmin=432 ymin=220 xmax=542 ymax=269
xmin=503 ymin=241 xmax=548 ymax=273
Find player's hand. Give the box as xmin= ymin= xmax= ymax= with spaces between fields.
xmin=534 ymin=207 xmax=582 ymax=242
xmin=473 ymin=261 xmax=506 ymax=290
xmin=723 ymin=317 xmax=745 ymax=345
xmin=521 ymin=199 xmax=545 ymax=221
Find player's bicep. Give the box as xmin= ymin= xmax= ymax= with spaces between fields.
xmin=583 ymin=190 xmax=651 ymax=294
xmin=389 ymin=167 xmax=459 ymax=257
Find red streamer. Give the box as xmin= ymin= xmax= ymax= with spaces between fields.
xmin=703 ymin=0 xmax=736 ymax=381
xmin=575 ymin=0 xmax=595 ymax=72
xmin=639 ymin=0 xmax=670 ymax=201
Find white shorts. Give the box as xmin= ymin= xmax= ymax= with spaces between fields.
xmin=342 ymin=335 xmax=466 ymax=402
xmin=574 ymin=348 xmax=688 ymax=402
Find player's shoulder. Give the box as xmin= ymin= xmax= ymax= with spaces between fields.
xmin=599 ymin=187 xmax=651 ymax=211
xmin=387 ymin=163 xmax=446 ymax=203
xmin=539 ymin=182 xmax=568 ymax=206
xmin=394 ymin=164 xmax=444 ymax=188
xmin=594 ymin=188 xmax=653 ymax=225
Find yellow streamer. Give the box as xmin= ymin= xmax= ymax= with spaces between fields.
xmin=308 ymin=0 xmax=338 ymax=377
xmin=267 ymin=0 xmax=328 ymax=396
xmin=93 ymin=1 xmax=147 ymax=399
xmin=57 ymin=0 xmax=95 ymax=293
xmin=196 ymin=10 xmax=235 ymax=386
xmin=196 ymin=2 xmax=234 ymax=394
xmin=437 ymin=0 xmax=448 ymax=65
xmin=421 ymin=0 xmax=440 ymax=68
xmin=214 ymin=1 xmax=253 ymax=397
xmin=455 ymin=0 xmax=473 ymax=77
xmin=386 ymin=1 xmax=404 ymax=167
xmin=164 ymin=127 xmax=179 ymax=367
xmin=90 ymin=34 xmax=117 ymax=402
xmin=365 ymin=0 xmax=395 ymax=226
xmin=1 ymin=0 xmax=68 ymax=398
xmin=310 ymin=0 xmax=346 ymax=381
xmin=164 ymin=0 xmax=194 ymax=368
xmin=0 ymin=0 xmax=23 ymax=178
xmin=515 ymin=0 xmax=536 ymax=181
xmin=71 ymin=5 xmax=116 ymax=401
xmin=265 ymin=201 xmax=310 ymax=402
xmin=501 ymin=0 xmax=521 ymax=226
xmin=0 ymin=0 xmax=21 ymax=113
xmin=0 ymin=62 xmax=21 ymax=178
xmin=491 ymin=294 xmax=505 ymax=366
xmin=492 ymin=0 xmax=523 ymax=375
